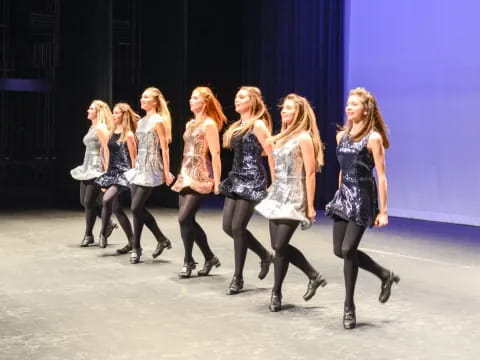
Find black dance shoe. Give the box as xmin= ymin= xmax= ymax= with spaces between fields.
xmin=269 ymin=293 xmax=282 ymax=312
xmin=179 ymin=260 xmax=197 ymax=278
xmin=152 ymin=239 xmax=172 ymax=259
xmin=198 ymin=256 xmax=221 ymax=276
xmin=80 ymin=235 xmax=94 ymax=247
xmin=99 ymin=234 xmax=108 ymax=248
xmin=116 ymin=243 xmax=133 ymax=255
xmin=130 ymin=248 xmax=142 ymax=264
xmin=343 ymin=306 xmax=356 ymax=329
xmin=379 ymin=271 xmax=400 ymax=303
xmin=303 ymin=274 xmax=327 ymax=301
xmin=258 ymin=252 xmax=274 ymax=280
xmin=226 ymin=276 xmax=244 ymax=295
xmin=104 ymin=221 xmax=118 ymax=238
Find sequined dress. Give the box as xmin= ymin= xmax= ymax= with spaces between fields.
xmin=220 ymin=130 xmax=267 ymax=202
xmin=255 ymin=133 xmax=311 ymax=229
xmin=70 ymin=126 xmax=104 ymax=181
xmin=325 ymin=131 xmax=378 ymax=227
xmin=171 ymin=122 xmax=214 ymax=194
xmin=124 ymin=116 xmax=164 ymax=187
xmin=95 ymin=132 xmax=131 ymax=188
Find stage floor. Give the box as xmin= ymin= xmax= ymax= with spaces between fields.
xmin=0 ymin=209 xmax=479 ymax=359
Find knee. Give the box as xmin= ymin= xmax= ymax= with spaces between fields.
xmin=84 ymin=197 xmax=96 ymax=209
xmin=231 ymin=223 xmax=245 ymax=239
xmin=333 ymin=246 xmax=343 ymax=259
xmin=178 ymin=214 xmax=193 ymax=228
xmin=131 ymin=203 xmax=143 ymax=217
xmin=341 ymin=246 xmax=356 ymax=259
xmin=222 ymin=221 xmax=233 ymax=237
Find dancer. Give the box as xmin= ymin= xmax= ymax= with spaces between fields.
xmin=256 ymin=94 xmax=327 ymax=312
xmin=124 ymin=87 xmax=174 ymax=264
xmin=220 ymin=86 xmax=275 ymax=295
xmin=325 ymin=87 xmax=400 ymax=329
xmin=71 ymin=100 xmax=115 ymax=247
xmin=95 ymin=103 xmax=138 ymax=250
xmin=171 ymin=87 xmax=226 ymax=278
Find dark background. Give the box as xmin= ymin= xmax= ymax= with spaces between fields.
xmin=0 ymin=0 xmax=344 ymax=210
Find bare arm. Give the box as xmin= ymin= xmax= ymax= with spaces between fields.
xmin=368 ymin=132 xmax=388 ymax=227
xmin=125 ymin=132 xmax=137 ymax=168
xmin=155 ymin=118 xmax=174 ymax=186
xmin=204 ymin=119 xmax=221 ymax=195
xmin=96 ymin=125 xmax=110 ymax=171
xmin=299 ymin=133 xmax=317 ymax=221
xmin=253 ymin=120 xmax=275 ymax=183
xmin=336 ymin=131 xmax=344 ymax=189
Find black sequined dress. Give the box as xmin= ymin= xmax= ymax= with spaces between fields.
xmin=325 ymin=131 xmax=378 ymax=227
xmin=95 ymin=133 xmax=131 ymax=188
xmin=220 ymin=130 xmax=267 ymax=202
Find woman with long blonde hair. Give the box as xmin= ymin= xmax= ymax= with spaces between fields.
xmin=171 ymin=86 xmax=226 ymax=278
xmin=95 ymin=103 xmax=138 ymax=249
xmin=256 ymin=94 xmax=327 ymax=311
xmin=124 ymin=87 xmax=174 ymax=264
xmin=326 ymin=87 xmax=399 ymax=329
xmin=220 ymin=86 xmax=275 ymax=295
xmin=71 ymin=100 xmax=115 ymax=247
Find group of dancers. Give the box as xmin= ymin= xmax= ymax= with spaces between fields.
xmin=70 ymin=85 xmax=400 ymax=329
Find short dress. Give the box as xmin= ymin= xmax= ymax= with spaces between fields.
xmin=70 ymin=126 xmax=104 ymax=181
xmin=95 ymin=132 xmax=130 ymax=189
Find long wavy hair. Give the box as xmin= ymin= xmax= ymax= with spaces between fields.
xmin=192 ymin=86 xmax=227 ymax=131
xmin=344 ymin=87 xmax=390 ymax=148
xmin=112 ymin=102 xmax=139 ymax=142
xmin=222 ymin=86 xmax=272 ymax=148
xmin=274 ymin=94 xmax=324 ymax=171
xmin=144 ymin=87 xmax=172 ymax=143
xmin=91 ymin=100 xmax=113 ymax=131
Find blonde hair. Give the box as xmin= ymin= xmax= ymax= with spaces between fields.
xmin=223 ymin=86 xmax=272 ymax=148
xmin=192 ymin=86 xmax=227 ymax=131
xmin=344 ymin=87 xmax=390 ymax=148
xmin=91 ymin=100 xmax=113 ymax=131
xmin=144 ymin=87 xmax=172 ymax=143
xmin=274 ymin=94 xmax=324 ymax=171
xmin=112 ymin=102 xmax=139 ymax=142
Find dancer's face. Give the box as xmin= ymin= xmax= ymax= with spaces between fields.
xmin=140 ymin=90 xmax=156 ymax=112
xmin=112 ymin=106 xmax=123 ymax=125
xmin=87 ymin=103 xmax=97 ymax=121
xmin=346 ymin=95 xmax=365 ymax=122
xmin=189 ymin=90 xmax=205 ymax=114
xmin=281 ymin=99 xmax=296 ymax=127
xmin=234 ymin=89 xmax=251 ymax=115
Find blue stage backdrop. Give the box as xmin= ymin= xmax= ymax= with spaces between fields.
xmin=345 ymin=0 xmax=480 ymax=226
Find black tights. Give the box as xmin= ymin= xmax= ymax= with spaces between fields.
xmin=79 ymin=181 xmax=101 ymax=236
xmin=100 ymin=185 xmax=133 ymax=240
xmin=131 ymin=184 xmax=168 ymax=250
xmin=178 ymin=190 xmax=214 ymax=263
xmin=270 ymin=220 xmax=319 ymax=295
xmin=333 ymin=216 xmax=389 ymax=308
xmin=222 ymin=197 xmax=270 ymax=278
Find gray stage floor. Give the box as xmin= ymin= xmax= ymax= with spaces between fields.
xmin=0 ymin=209 xmax=479 ymax=360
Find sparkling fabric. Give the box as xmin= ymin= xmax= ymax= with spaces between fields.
xmin=70 ymin=126 xmax=104 ymax=181
xmin=171 ymin=123 xmax=214 ymax=194
xmin=95 ymin=133 xmax=131 ymax=188
xmin=255 ymin=133 xmax=311 ymax=229
xmin=325 ymin=131 xmax=378 ymax=227
xmin=124 ymin=117 xmax=164 ymax=187
xmin=220 ymin=130 xmax=267 ymax=202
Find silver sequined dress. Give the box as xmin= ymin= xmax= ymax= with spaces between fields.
xmin=124 ymin=117 xmax=164 ymax=187
xmin=70 ymin=126 xmax=104 ymax=181
xmin=255 ymin=133 xmax=310 ymax=229
xmin=325 ymin=131 xmax=378 ymax=227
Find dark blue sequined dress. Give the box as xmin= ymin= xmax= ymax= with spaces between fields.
xmin=220 ymin=130 xmax=267 ymax=202
xmin=325 ymin=131 xmax=378 ymax=227
xmin=95 ymin=133 xmax=130 ymax=188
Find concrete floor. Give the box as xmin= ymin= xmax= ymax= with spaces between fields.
xmin=0 ymin=209 xmax=479 ymax=360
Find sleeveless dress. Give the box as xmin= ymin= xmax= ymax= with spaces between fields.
xmin=220 ymin=130 xmax=267 ymax=202
xmin=255 ymin=133 xmax=311 ymax=229
xmin=325 ymin=131 xmax=378 ymax=227
xmin=70 ymin=126 xmax=104 ymax=181
xmin=95 ymin=132 xmax=131 ymax=188
xmin=171 ymin=122 xmax=214 ymax=194
xmin=124 ymin=116 xmax=164 ymax=187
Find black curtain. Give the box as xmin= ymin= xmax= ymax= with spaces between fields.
xmin=242 ymin=0 xmax=344 ymax=207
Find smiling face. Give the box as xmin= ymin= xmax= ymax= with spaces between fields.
xmin=140 ymin=90 xmax=157 ymax=112
xmin=189 ymin=90 xmax=205 ymax=114
xmin=87 ymin=103 xmax=97 ymax=121
xmin=345 ymin=95 xmax=366 ymax=123
xmin=280 ymin=99 xmax=296 ymax=127
xmin=234 ymin=89 xmax=251 ymax=115
xmin=112 ymin=106 xmax=123 ymax=126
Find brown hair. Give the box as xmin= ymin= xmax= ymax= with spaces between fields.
xmin=192 ymin=86 xmax=227 ymax=131
xmin=112 ymin=103 xmax=139 ymax=142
